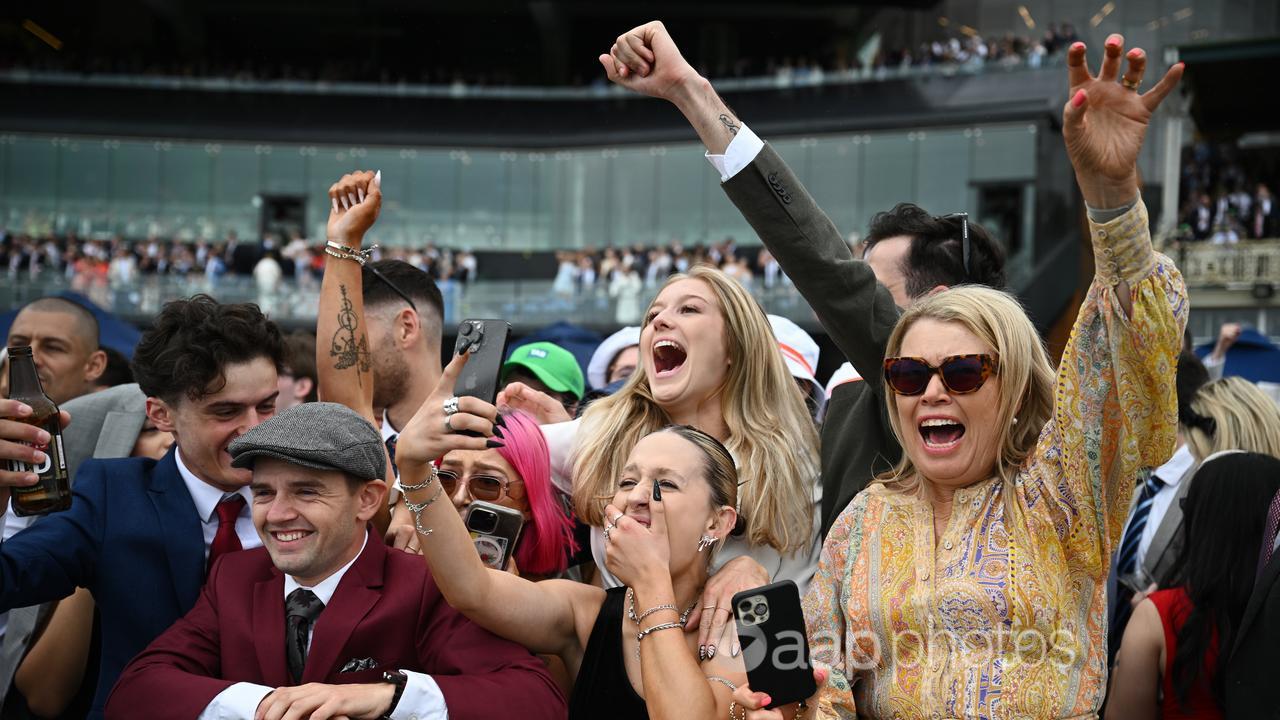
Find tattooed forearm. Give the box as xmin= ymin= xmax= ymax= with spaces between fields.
xmin=719 ymin=114 xmax=740 ymax=136
xmin=330 ymin=284 xmax=371 ymax=384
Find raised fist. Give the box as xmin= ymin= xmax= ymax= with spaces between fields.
xmin=327 ymin=170 xmax=382 ymax=246
xmin=599 ymin=21 xmax=699 ymax=101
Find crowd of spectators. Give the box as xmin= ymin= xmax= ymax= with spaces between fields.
xmin=0 ymin=229 xmax=480 ymax=288
xmin=1175 ymin=142 xmax=1279 ymax=243
xmin=5 ymin=22 xmax=1077 ymax=90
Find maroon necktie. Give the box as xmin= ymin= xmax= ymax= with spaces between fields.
xmin=207 ymin=494 xmax=246 ymax=574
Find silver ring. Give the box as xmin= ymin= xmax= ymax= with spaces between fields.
xmin=603 ymin=525 xmax=613 ymax=541
xmin=443 ymin=396 xmax=461 ymax=416
xmin=609 ymin=512 xmax=624 ymax=525
xmin=443 ymin=417 xmax=454 ymax=434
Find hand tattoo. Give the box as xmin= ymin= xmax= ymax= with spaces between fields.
xmin=719 ymin=114 xmax=740 ymax=136
xmin=330 ymin=284 xmax=371 ymax=385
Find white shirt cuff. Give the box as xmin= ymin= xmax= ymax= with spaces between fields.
xmin=390 ymin=670 xmax=448 ymax=720
xmin=199 ymin=682 xmax=274 ymax=720
xmin=704 ymin=123 xmax=764 ymax=182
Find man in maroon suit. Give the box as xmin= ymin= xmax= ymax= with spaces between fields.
xmin=107 ymin=402 xmax=565 ymax=720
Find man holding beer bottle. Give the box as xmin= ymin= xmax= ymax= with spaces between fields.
xmin=0 ymin=295 xmax=285 ymax=719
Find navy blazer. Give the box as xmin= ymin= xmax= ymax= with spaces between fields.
xmin=0 ymin=447 xmax=205 ymax=718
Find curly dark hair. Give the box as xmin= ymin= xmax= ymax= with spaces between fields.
xmin=132 ymin=295 xmax=284 ymax=403
xmin=864 ymin=204 xmax=1007 ymax=298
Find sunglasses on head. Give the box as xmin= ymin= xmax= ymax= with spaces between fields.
xmin=437 ymin=469 xmax=525 ymax=503
xmin=882 ymin=354 xmax=997 ymax=396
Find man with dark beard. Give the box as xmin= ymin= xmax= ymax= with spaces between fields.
xmin=355 ymin=260 xmax=444 ymax=486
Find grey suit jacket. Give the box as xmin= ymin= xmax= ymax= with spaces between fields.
xmin=0 ymin=383 xmax=149 ymax=708
xmin=1140 ymin=459 xmax=1198 ymax=587
xmin=721 ymin=144 xmax=903 ymax=535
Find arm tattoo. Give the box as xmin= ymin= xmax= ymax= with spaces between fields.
xmin=718 ymin=114 xmax=740 ymax=136
xmin=330 ymin=284 xmax=371 ymax=385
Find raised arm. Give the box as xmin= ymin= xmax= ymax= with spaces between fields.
xmin=395 ymin=353 xmax=600 ymax=658
xmin=600 ymin=21 xmax=900 ymax=382
xmin=316 ymin=170 xmax=381 ymax=422
xmin=1028 ymin=36 xmax=1188 ymax=557
xmin=316 ymin=170 xmax=392 ymax=533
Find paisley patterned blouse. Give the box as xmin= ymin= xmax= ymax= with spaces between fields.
xmin=804 ymin=199 xmax=1187 ymax=719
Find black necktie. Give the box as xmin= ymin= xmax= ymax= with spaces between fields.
xmin=285 ymin=588 xmax=325 ymax=683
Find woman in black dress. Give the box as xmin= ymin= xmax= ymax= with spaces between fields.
xmin=397 ymin=357 xmax=750 ymax=719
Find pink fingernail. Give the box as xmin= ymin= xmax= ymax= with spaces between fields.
xmin=332 ymin=198 xmax=339 ymax=214
xmin=1072 ymin=90 xmax=1086 ymax=107
xmin=374 ymin=170 xmax=382 ymax=187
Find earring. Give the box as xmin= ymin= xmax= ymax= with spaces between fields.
xmin=697 ymin=535 xmax=716 ymax=553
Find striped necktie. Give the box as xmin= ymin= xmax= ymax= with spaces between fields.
xmin=385 ymin=435 xmax=399 ymax=480
xmin=1117 ymin=474 xmax=1166 ymax=575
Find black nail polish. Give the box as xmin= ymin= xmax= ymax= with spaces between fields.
xmin=486 ymin=439 xmax=505 ymax=449
xmin=493 ymin=425 xmax=506 ymax=439
xmin=652 ymin=480 xmax=662 ymax=502
xmin=494 ymin=414 xmax=507 ymax=429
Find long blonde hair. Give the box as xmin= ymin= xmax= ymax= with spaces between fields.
xmin=572 ymin=266 xmax=819 ymax=553
xmin=1184 ymin=377 xmax=1280 ymax=460
xmin=879 ymin=286 xmax=1056 ymax=491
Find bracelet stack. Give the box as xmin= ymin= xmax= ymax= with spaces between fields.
xmin=324 ymin=240 xmax=378 ymax=266
xmin=402 ymin=464 xmax=444 ymax=536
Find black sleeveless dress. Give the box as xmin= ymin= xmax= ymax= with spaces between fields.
xmin=568 ymin=586 xmax=649 ymax=719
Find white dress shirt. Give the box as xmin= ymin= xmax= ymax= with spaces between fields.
xmin=704 ymin=124 xmax=764 ymax=182
xmin=1134 ymin=444 xmax=1197 ymax=565
xmin=200 ymin=535 xmax=448 ymax=720
xmin=382 ymin=415 xmax=402 ymax=502
xmin=175 ymin=449 xmax=262 ymax=558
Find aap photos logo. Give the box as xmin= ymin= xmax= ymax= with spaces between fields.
xmin=737 ymin=623 xmax=810 ymax=673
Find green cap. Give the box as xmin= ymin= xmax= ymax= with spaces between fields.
xmin=502 ymin=342 xmax=586 ymax=400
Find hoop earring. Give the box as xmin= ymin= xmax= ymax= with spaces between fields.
xmin=697 ymin=535 xmax=716 ymax=553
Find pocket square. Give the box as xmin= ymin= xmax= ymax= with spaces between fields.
xmin=339 ymin=657 xmax=379 ymax=673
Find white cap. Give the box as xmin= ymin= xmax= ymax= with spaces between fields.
xmin=767 ymin=315 xmax=824 ymax=411
xmin=825 ymin=362 xmax=864 ymax=398
xmin=588 ymin=326 xmax=642 ymax=390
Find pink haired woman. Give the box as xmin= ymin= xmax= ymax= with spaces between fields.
xmin=437 ymin=409 xmax=578 ymax=580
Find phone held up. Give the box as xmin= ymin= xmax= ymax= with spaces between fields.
xmin=452 ymin=318 xmax=512 ymax=409
xmin=464 ymin=500 xmax=524 ymax=570
xmin=733 ymin=580 xmax=816 ymax=710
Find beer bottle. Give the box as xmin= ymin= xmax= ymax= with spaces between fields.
xmin=5 ymin=346 xmax=71 ymax=515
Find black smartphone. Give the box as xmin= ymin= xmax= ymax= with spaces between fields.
xmin=464 ymin=500 xmax=525 ymax=570
xmin=733 ymin=580 xmax=816 ymax=709
xmin=452 ymin=319 xmax=511 ymax=406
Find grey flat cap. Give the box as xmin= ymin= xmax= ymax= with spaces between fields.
xmin=229 ymin=402 xmax=385 ymax=481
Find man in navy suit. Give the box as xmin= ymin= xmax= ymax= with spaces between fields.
xmin=108 ymin=402 xmax=565 ymax=720
xmin=0 ymin=294 xmax=286 ymax=718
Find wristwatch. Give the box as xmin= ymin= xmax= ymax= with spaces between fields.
xmin=379 ymin=670 xmax=408 ymax=720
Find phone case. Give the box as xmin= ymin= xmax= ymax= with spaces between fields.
xmin=732 ymin=580 xmax=816 ymax=709
xmin=452 ymin=319 xmax=512 ymax=406
xmin=464 ymin=500 xmax=525 ymax=570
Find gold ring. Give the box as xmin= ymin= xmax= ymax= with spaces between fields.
xmin=1120 ymin=76 xmax=1139 ymax=90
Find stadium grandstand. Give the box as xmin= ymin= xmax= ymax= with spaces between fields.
xmin=2 ymin=0 xmax=1279 ymax=374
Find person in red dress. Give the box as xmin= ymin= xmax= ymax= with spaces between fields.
xmin=1107 ymin=451 xmax=1280 ymax=718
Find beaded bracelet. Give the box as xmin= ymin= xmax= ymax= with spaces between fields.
xmin=324 ymin=241 xmax=379 ymax=266
xmin=705 ymin=675 xmax=738 ymax=692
